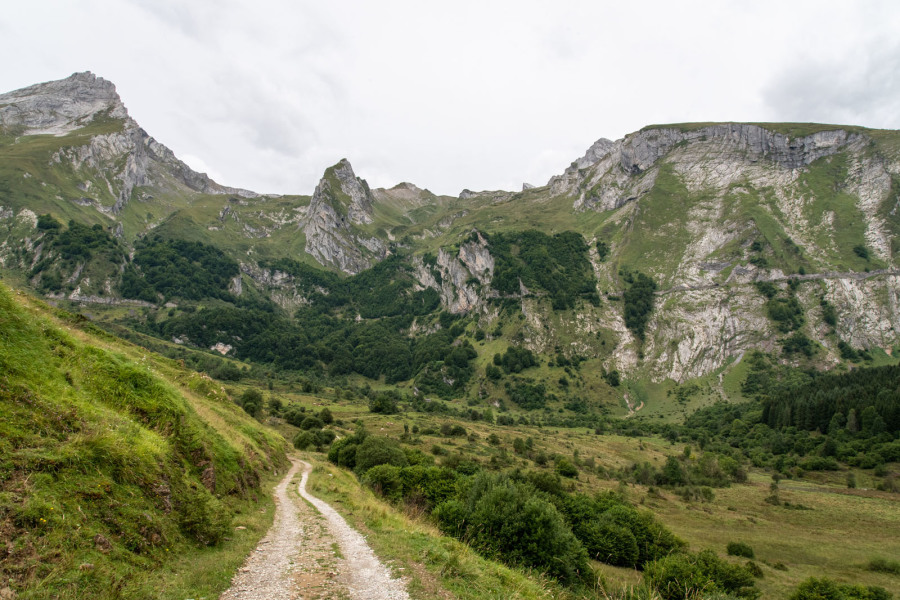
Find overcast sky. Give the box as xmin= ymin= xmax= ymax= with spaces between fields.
xmin=2 ymin=1 xmax=899 ymax=196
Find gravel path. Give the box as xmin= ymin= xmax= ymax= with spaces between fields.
xmin=220 ymin=458 xmax=409 ymax=600
xmin=220 ymin=460 xmax=304 ymax=600
xmin=297 ymin=460 xmax=410 ymax=600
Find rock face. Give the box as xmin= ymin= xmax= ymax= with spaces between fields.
xmin=413 ymin=231 xmax=495 ymax=314
xmin=0 ymin=71 xmax=127 ymax=136
xmin=542 ymin=123 xmax=900 ymax=381
xmin=1 ymin=72 xmax=254 ymax=216
xmin=332 ymin=159 xmax=374 ymax=225
xmin=301 ymin=159 xmax=386 ymax=274
xmin=549 ymin=124 xmax=861 ymax=210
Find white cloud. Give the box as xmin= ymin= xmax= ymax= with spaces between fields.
xmin=1 ymin=0 xmax=899 ymax=197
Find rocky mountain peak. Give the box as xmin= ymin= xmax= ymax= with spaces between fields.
xmin=326 ymin=159 xmax=375 ymax=225
xmin=301 ymin=159 xmax=385 ymax=273
xmin=0 ymin=71 xmax=128 ymax=135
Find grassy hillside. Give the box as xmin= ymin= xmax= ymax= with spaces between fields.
xmin=0 ymin=282 xmax=289 ymax=599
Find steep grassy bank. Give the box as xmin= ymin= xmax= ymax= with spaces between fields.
xmin=0 ymin=283 xmax=289 ymax=599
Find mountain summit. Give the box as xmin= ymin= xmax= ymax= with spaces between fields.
xmin=0 ymin=71 xmax=127 ymax=136
xmin=0 ymin=71 xmax=254 ymax=216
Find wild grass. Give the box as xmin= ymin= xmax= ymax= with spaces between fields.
xmin=0 ymin=283 xmax=288 ymax=599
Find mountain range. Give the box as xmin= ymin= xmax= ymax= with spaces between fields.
xmin=2 ymin=71 xmax=899 ymax=402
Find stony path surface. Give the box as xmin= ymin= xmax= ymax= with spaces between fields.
xmin=296 ymin=460 xmax=410 ymax=600
xmin=220 ymin=458 xmax=409 ymax=600
xmin=220 ymin=460 xmax=304 ymax=600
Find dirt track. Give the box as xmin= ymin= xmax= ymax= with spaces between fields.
xmin=220 ymin=458 xmax=409 ymax=600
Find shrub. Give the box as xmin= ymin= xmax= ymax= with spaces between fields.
xmin=727 ymin=541 xmax=755 ymax=559
xmin=603 ymin=369 xmax=621 ymax=387
xmin=369 ymin=391 xmax=400 ymax=414
xmin=434 ymin=472 xmax=589 ymax=584
xmin=293 ymin=430 xmax=318 ymax=450
xmin=293 ymin=429 xmax=335 ymax=451
xmin=237 ymin=388 xmax=263 ymax=416
xmin=440 ymin=422 xmax=467 ymax=437
xmin=556 ymin=458 xmax=579 ymax=478
xmin=282 ymin=405 xmax=307 ymax=427
xmin=644 ymin=550 xmax=757 ymax=600
xmin=399 ymin=465 xmax=458 ymax=509
xmin=867 ymin=557 xmax=900 ymax=575
xmin=790 ymin=578 xmax=846 ymax=600
xmin=318 ymin=407 xmax=334 ymax=424
xmin=354 ymin=436 xmax=409 ymax=475
xmin=578 ymin=518 xmax=639 ymax=567
xmin=176 ymin=483 xmax=231 ymax=546
xmin=268 ymin=397 xmax=283 ymax=414
xmin=299 ymin=416 xmax=324 ymax=430
xmin=801 ymin=456 xmax=840 ymax=471
xmin=328 ymin=434 xmax=365 ymax=469
xmin=363 ymin=464 xmax=404 ymax=501
xmin=315 ymin=429 xmax=336 ymax=447
xmin=745 ymin=561 xmax=764 ymax=579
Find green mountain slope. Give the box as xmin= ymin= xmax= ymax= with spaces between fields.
xmin=0 ymin=282 xmax=288 ymax=598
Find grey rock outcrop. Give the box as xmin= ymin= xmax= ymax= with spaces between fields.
xmin=332 ymin=159 xmax=374 ymax=225
xmin=413 ymin=231 xmax=495 ymax=314
xmin=0 ymin=71 xmax=127 ymax=136
xmin=3 ymin=72 xmax=255 ymax=215
xmin=301 ymin=160 xmax=386 ymax=274
xmin=549 ymin=125 xmax=861 ymax=208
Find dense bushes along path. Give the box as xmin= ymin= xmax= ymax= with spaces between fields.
xmin=220 ymin=459 xmax=409 ymax=600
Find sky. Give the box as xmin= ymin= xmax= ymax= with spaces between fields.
xmin=2 ymin=1 xmax=899 ymax=196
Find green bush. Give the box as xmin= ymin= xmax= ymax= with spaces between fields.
xmin=789 ymin=577 xmax=890 ymax=600
xmin=369 ymin=391 xmax=400 ymax=414
xmin=318 ymin=407 xmax=334 ymax=424
xmin=315 ymin=429 xmax=336 ymax=447
xmin=556 ymin=458 xmax=578 ymax=478
xmin=745 ymin=560 xmax=764 ymax=579
xmin=328 ymin=434 xmax=363 ymax=469
xmin=297 ymin=428 xmax=336 ymax=451
xmin=354 ymin=436 xmax=409 ymax=475
xmin=363 ymin=464 xmax=404 ymax=501
xmin=293 ymin=430 xmax=318 ymax=450
xmin=578 ymin=518 xmax=639 ymax=567
xmin=300 ymin=415 xmax=324 ymax=430
xmin=399 ymin=465 xmax=458 ymax=509
xmin=867 ymin=557 xmax=900 ymax=575
xmin=644 ymin=550 xmax=757 ymax=600
xmin=176 ymin=482 xmax=231 ymax=546
xmin=434 ymin=472 xmax=589 ymax=585
xmin=238 ymin=388 xmax=263 ymax=416
xmin=727 ymin=541 xmax=755 ymax=559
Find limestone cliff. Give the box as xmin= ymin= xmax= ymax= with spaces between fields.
xmin=301 ymin=159 xmax=386 ymax=274
xmin=0 ymin=72 xmax=254 ymax=217
xmin=542 ymin=124 xmax=900 ymax=381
